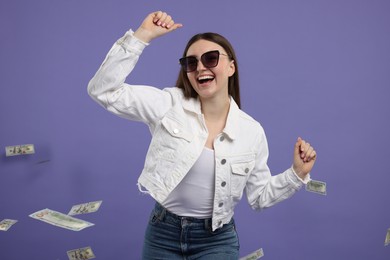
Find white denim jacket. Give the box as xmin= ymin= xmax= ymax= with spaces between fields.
xmin=88 ymin=30 xmax=309 ymax=231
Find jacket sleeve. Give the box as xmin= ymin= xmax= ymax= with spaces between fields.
xmin=87 ymin=29 xmax=173 ymax=129
xmin=245 ymin=127 xmax=309 ymax=211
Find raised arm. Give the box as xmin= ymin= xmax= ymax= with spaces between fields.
xmin=87 ymin=12 xmax=182 ymax=126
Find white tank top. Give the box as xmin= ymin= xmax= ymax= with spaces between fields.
xmin=162 ymin=147 xmax=215 ymax=218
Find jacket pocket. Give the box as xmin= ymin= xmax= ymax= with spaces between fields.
xmin=154 ymin=115 xmax=194 ymax=164
xmin=161 ymin=116 xmax=193 ymax=143
xmin=230 ymin=160 xmax=255 ymax=198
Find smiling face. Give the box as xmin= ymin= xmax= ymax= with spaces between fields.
xmin=185 ymin=39 xmax=235 ymax=103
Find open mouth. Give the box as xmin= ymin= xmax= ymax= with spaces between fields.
xmin=197 ymin=75 xmax=215 ymax=84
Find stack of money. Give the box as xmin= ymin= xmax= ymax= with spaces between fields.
xmin=0 ymin=219 xmax=18 ymax=231
xmin=68 ymin=201 xmax=102 ymax=216
xmin=239 ymin=248 xmax=264 ymax=260
xmin=306 ymin=180 xmax=327 ymax=195
xmin=29 ymin=209 xmax=94 ymax=231
xmin=5 ymin=144 xmax=35 ymax=157
xmin=67 ymin=246 xmax=96 ymax=260
xmin=385 ymin=228 xmax=390 ymax=246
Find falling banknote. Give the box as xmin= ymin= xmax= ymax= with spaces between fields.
xmin=29 ymin=208 xmax=94 ymax=231
xmin=385 ymin=228 xmax=390 ymax=246
xmin=5 ymin=144 xmax=35 ymax=157
xmin=68 ymin=201 xmax=102 ymax=216
xmin=239 ymin=248 xmax=264 ymax=260
xmin=0 ymin=219 xmax=18 ymax=231
xmin=306 ymin=180 xmax=327 ymax=195
xmin=67 ymin=246 xmax=96 ymax=260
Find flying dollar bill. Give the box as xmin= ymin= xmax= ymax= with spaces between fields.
xmin=29 ymin=208 xmax=94 ymax=231
xmin=68 ymin=201 xmax=102 ymax=216
xmin=0 ymin=219 xmax=18 ymax=231
xmin=67 ymin=246 xmax=96 ymax=260
xmin=239 ymin=248 xmax=264 ymax=260
xmin=385 ymin=228 xmax=390 ymax=246
xmin=306 ymin=180 xmax=327 ymax=195
xmin=5 ymin=144 xmax=35 ymax=157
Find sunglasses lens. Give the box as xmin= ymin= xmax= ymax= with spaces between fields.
xmin=180 ymin=57 xmax=197 ymax=72
xmin=202 ymin=51 xmax=219 ymax=68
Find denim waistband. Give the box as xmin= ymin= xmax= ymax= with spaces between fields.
xmin=153 ymin=203 xmax=213 ymax=230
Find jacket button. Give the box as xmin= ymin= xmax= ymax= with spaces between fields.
xmin=221 ymin=159 xmax=226 ymax=165
xmin=221 ymin=181 xmax=226 ymax=187
xmin=220 ymin=136 xmax=225 ymax=142
xmin=173 ymin=128 xmax=179 ymax=134
xmin=218 ymin=202 xmax=223 ymax=207
xmin=245 ymin=168 xmax=249 ymax=173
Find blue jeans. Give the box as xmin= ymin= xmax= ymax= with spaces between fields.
xmin=142 ymin=203 xmax=240 ymax=260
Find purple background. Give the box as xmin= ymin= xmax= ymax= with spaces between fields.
xmin=1 ymin=0 xmax=390 ymax=259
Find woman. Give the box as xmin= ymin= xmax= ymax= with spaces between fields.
xmin=88 ymin=11 xmax=317 ymax=260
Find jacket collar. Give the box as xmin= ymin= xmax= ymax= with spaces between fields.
xmin=182 ymin=96 xmax=239 ymax=141
xmin=223 ymin=97 xmax=239 ymax=140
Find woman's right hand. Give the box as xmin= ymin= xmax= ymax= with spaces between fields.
xmin=134 ymin=11 xmax=183 ymax=43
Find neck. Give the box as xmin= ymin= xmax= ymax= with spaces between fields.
xmin=200 ymin=96 xmax=230 ymax=122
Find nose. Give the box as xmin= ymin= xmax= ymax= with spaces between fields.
xmin=196 ymin=59 xmax=207 ymax=71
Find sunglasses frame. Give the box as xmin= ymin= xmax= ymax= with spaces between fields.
xmin=179 ymin=50 xmax=230 ymax=73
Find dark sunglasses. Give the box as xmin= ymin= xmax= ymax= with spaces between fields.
xmin=179 ymin=50 xmax=230 ymax=73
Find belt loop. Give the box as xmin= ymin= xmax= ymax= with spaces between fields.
xmin=204 ymin=218 xmax=210 ymax=231
xmin=158 ymin=203 xmax=166 ymax=221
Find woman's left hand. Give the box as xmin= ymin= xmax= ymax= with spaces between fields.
xmin=293 ymin=137 xmax=317 ymax=179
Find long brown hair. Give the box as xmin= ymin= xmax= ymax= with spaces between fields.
xmin=175 ymin=32 xmax=241 ymax=108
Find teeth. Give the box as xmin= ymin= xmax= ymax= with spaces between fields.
xmin=198 ymin=75 xmax=214 ymax=81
